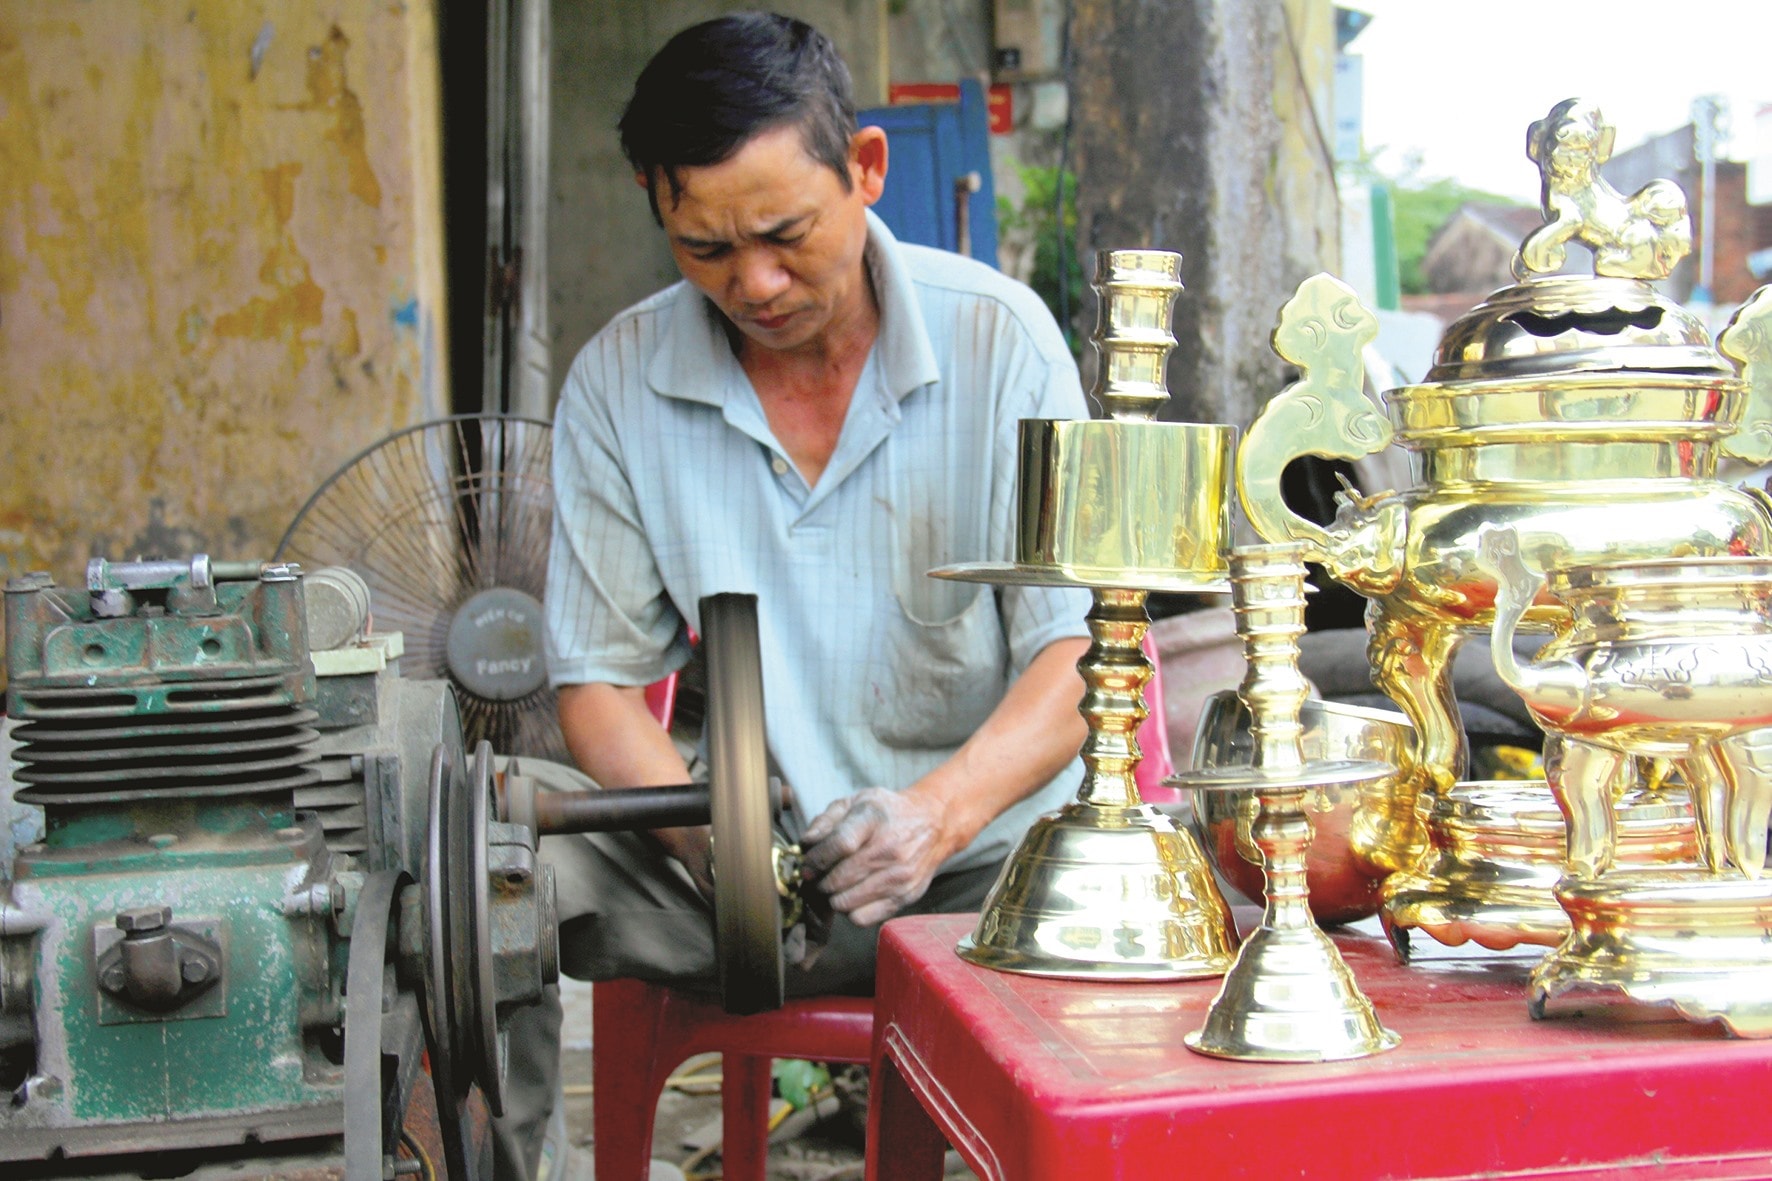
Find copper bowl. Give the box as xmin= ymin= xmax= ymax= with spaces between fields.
xmin=1186 ymin=691 xmax=1413 ymax=925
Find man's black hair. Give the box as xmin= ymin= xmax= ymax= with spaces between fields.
xmin=618 ymin=12 xmax=858 ymax=224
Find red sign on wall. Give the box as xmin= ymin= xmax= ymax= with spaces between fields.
xmin=887 ymin=82 xmax=1014 ymax=135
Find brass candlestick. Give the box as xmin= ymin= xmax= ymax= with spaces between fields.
xmin=941 ymin=250 xmax=1239 ymax=979
xmin=1171 ymin=543 xmax=1399 ymax=1060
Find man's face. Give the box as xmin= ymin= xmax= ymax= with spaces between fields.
xmin=652 ymin=123 xmax=886 ymax=356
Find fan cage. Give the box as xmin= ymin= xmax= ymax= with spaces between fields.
xmin=277 ymin=415 xmax=568 ymax=763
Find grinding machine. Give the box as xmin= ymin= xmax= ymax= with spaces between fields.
xmin=0 ymin=553 xmax=794 ymax=1179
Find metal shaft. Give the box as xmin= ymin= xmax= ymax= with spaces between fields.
xmin=532 ymin=783 xmax=711 ymax=835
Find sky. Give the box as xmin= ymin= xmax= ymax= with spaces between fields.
xmin=1347 ymin=0 xmax=1772 ymax=203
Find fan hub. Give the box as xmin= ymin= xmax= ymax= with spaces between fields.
xmin=446 ymin=587 xmax=548 ymax=702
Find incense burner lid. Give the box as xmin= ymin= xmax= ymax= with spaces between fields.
xmin=1425 ymin=276 xmax=1730 ymax=384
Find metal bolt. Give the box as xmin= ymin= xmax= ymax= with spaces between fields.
xmin=116 ymin=906 xmax=171 ymax=934
xmin=101 ymin=966 xmax=125 ymax=991
xmin=181 ymin=958 xmax=210 ymax=984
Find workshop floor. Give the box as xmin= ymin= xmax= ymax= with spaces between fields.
xmin=557 ymin=980 xmax=974 ymax=1180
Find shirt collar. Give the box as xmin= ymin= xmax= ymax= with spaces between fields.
xmin=646 ymin=209 xmax=941 ymax=406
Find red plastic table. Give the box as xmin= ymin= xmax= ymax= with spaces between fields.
xmin=865 ymin=914 xmax=1772 ymax=1180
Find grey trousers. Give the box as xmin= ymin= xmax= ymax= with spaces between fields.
xmin=490 ymin=760 xmax=1003 ymax=1180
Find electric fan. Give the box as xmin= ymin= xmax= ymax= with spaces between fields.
xmin=277 ymin=414 xmax=570 ymax=762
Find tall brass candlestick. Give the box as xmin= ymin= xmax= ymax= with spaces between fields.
xmin=1172 ymin=543 xmax=1399 ymax=1060
xmin=942 ymin=250 xmax=1239 ymax=979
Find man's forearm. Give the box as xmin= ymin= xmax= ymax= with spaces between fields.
xmin=557 ymin=681 xmax=693 ymax=790
xmin=556 ymin=681 xmax=715 ymax=894
xmin=906 ymin=635 xmax=1090 ymax=862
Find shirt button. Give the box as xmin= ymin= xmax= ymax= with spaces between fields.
xmin=771 ymin=457 xmax=789 ymax=475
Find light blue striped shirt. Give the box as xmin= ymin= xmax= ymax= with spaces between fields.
xmin=545 ymin=211 xmax=1089 ymax=872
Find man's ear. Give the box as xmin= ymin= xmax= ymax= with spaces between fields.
xmin=633 ymin=170 xmax=650 ymax=190
xmin=850 ymin=126 xmax=888 ymax=205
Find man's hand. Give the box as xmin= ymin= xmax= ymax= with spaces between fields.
xmin=799 ymin=788 xmax=953 ymax=927
xmin=657 ymin=825 xmax=716 ymax=905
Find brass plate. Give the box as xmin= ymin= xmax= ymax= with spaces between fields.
xmin=931 ymin=561 xmax=1230 ymax=595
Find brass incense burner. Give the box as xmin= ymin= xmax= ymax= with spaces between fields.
xmin=1480 ymin=528 xmax=1772 ymax=1035
xmin=1237 ymin=99 xmax=1772 ymax=956
xmin=1378 ymin=780 xmax=1697 ymax=960
xmin=942 ymin=250 xmax=1238 ymax=979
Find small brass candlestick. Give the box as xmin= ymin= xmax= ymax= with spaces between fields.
xmin=940 ymin=250 xmax=1239 ymax=979
xmin=1170 ymin=543 xmax=1400 ymax=1060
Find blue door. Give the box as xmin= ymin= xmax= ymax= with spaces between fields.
xmin=859 ymin=79 xmax=998 ymax=269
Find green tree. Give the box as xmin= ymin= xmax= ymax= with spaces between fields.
xmin=998 ymin=161 xmax=1085 ymax=353
xmin=1385 ymin=177 xmax=1530 ymax=295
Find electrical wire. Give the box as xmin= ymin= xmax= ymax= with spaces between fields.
xmin=399 ymin=1129 xmax=438 ymax=1181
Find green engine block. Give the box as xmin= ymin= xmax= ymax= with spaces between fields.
xmin=0 ymin=556 xmax=555 ymax=1176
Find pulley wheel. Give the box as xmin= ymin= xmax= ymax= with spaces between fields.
xmin=701 ymin=593 xmax=784 ymax=1014
xmin=422 ymin=741 xmax=470 ymax=1179
xmin=423 ymin=735 xmax=506 ymax=1179
xmin=458 ymin=741 xmax=505 ymax=1115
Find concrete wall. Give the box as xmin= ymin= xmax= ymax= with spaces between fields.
xmin=1070 ymin=0 xmax=1341 ymax=428
xmin=547 ymin=0 xmax=887 ymax=385
xmin=0 ymin=2 xmax=448 ymax=588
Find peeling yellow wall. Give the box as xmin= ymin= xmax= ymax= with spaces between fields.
xmin=0 ymin=2 xmax=448 ymax=590
xmin=1276 ymin=0 xmax=1342 ymax=275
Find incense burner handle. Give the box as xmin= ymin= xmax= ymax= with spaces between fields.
xmin=1720 ymin=285 xmax=1772 ymax=466
xmin=1237 ymin=274 xmax=1405 ymax=595
xmin=1475 ymin=525 xmax=1585 ymax=720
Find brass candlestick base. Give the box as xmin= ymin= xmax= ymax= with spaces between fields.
xmin=1180 ymin=760 xmax=1402 ymax=1062
xmin=1170 ymin=544 xmax=1399 ymax=1061
xmin=957 ymin=799 xmax=1237 ymax=979
xmin=956 ymin=589 xmax=1238 ymax=979
xmin=1380 ymin=782 xmax=1698 ymax=962
xmin=948 ymin=251 xmax=1238 ymax=980
xmin=1186 ymin=913 xmax=1400 ymax=1062
xmin=1531 ymin=870 xmax=1772 ymax=1038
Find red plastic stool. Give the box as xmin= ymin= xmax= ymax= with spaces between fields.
xmin=590 ymin=979 xmax=874 ymax=1181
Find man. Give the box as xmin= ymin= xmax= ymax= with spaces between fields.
xmin=501 ymin=12 xmax=1091 ymax=1177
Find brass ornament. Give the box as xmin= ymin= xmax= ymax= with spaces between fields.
xmin=1377 ymin=780 xmax=1697 ymax=962
xmin=1532 ymin=871 xmax=1772 ymax=1038
xmin=1477 ymin=526 xmax=1772 ymax=1035
xmin=943 ymin=250 xmax=1238 ymax=979
xmin=1517 ymin=98 xmax=1692 ymax=281
xmin=1236 ymin=97 xmax=1772 ymax=959
xmin=1170 ymin=544 xmax=1399 ymax=1062
xmin=1189 ymin=693 xmax=1412 ymax=926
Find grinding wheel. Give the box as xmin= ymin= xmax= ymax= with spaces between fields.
xmin=489 ymin=593 xmax=785 ymax=1014
xmin=701 ymin=593 xmax=785 ymax=1014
